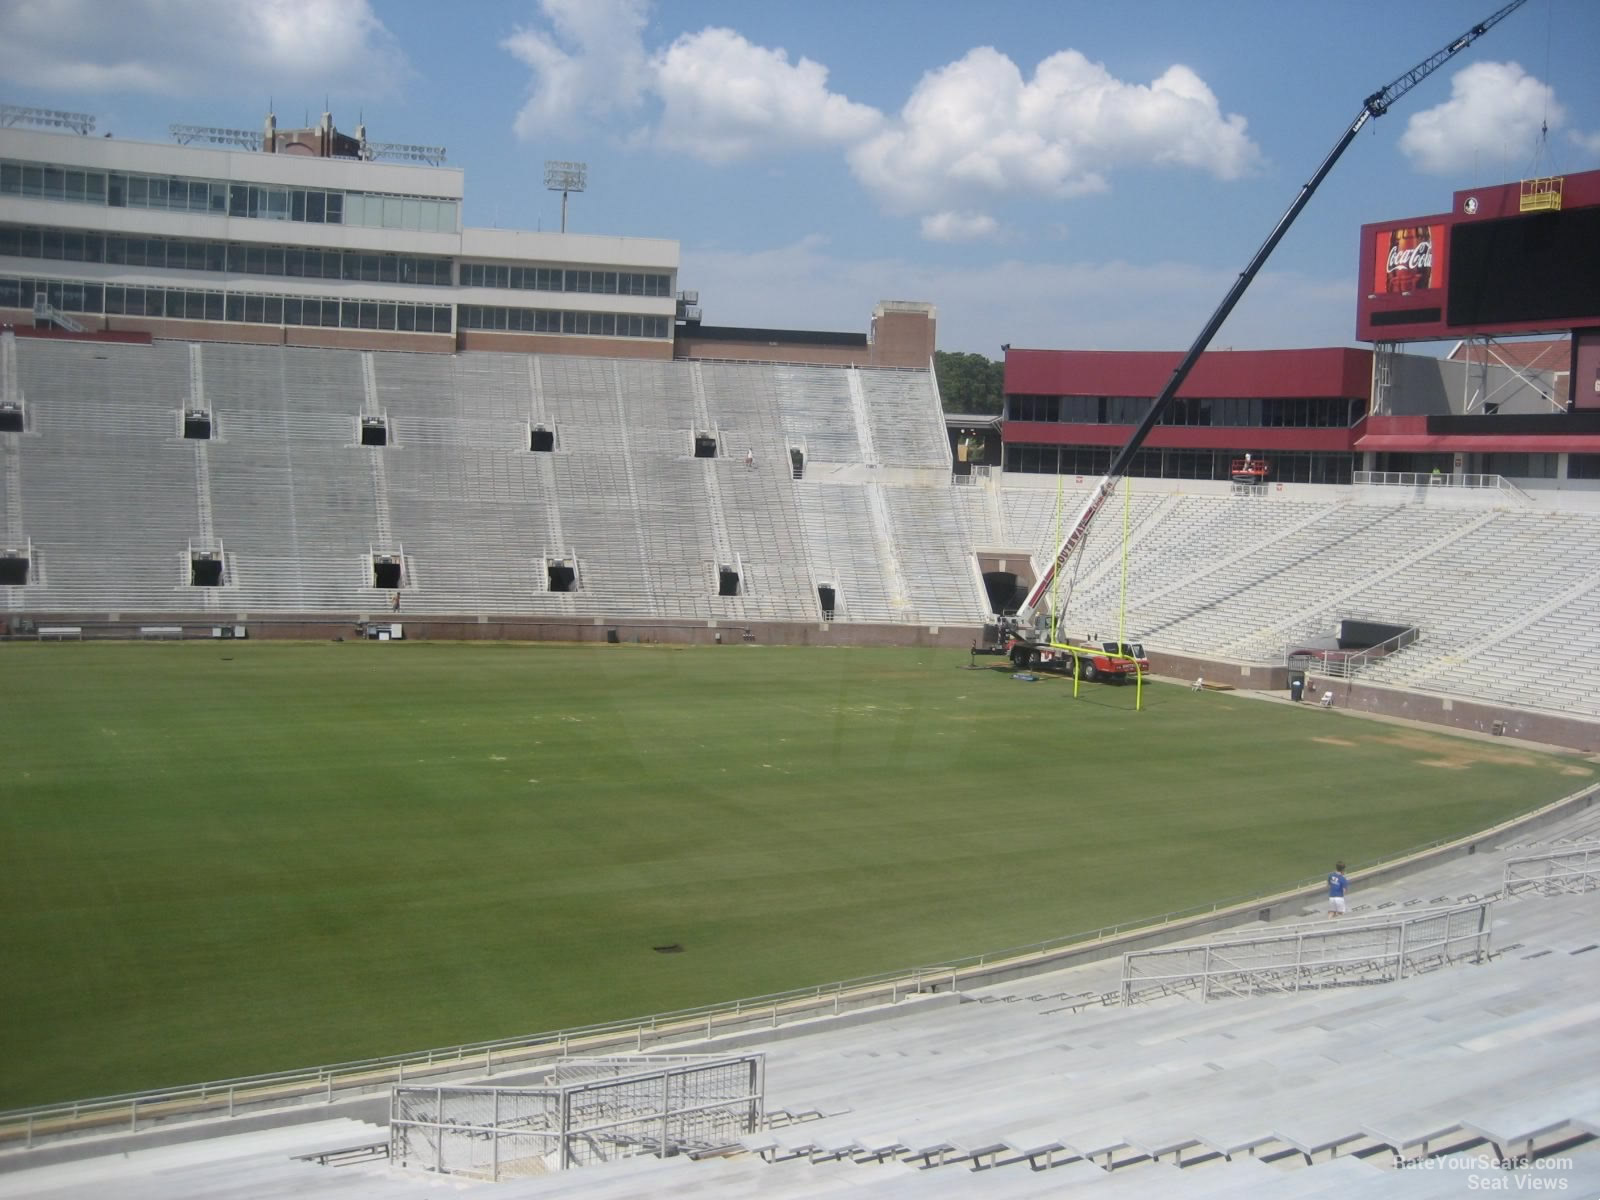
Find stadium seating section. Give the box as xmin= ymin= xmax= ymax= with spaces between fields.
xmin=4 ymin=334 xmax=1600 ymax=721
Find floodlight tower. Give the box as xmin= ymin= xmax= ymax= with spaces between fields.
xmin=544 ymin=160 xmax=587 ymax=233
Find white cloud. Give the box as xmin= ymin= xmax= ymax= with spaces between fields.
xmin=503 ymin=0 xmax=651 ymax=139
xmin=504 ymin=8 xmax=878 ymax=161
xmin=651 ymin=28 xmax=881 ymax=164
xmin=1568 ymin=128 xmax=1600 ymax=157
xmin=499 ymin=11 xmax=1260 ymax=231
xmin=848 ymin=47 xmax=1260 ymax=222
xmin=681 ymin=238 xmax=1349 ymax=357
xmin=0 ymin=0 xmax=407 ymax=96
xmin=1399 ymin=61 xmax=1563 ymax=174
xmin=920 ymin=211 xmax=1000 ymax=242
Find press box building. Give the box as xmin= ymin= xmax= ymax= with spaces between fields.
xmin=0 ymin=111 xmax=680 ymax=357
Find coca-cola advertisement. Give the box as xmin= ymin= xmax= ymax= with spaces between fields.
xmin=1374 ymin=224 xmax=1441 ymax=293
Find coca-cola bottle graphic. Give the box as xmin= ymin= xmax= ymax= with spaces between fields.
xmin=1385 ymin=226 xmax=1433 ymax=293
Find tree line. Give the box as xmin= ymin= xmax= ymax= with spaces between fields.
xmin=933 ymin=350 xmax=1004 ymax=415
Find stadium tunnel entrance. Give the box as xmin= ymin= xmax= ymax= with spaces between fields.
xmin=817 ymin=583 xmax=836 ymax=620
xmin=371 ymin=555 xmax=403 ymax=590
xmin=977 ymin=553 xmax=1035 ymax=615
xmin=0 ymin=550 xmax=28 ymax=585
xmin=190 ymin=551 xmax=224 ymax=587
xmin=547 ymin=558 xmax=578 ymax=592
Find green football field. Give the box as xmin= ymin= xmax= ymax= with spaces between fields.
xmin=0 ymin=641 xmax=1591 ymax=1108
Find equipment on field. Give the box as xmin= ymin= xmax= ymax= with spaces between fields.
xmin=987 ymin=1 xmax=1526 ymax=669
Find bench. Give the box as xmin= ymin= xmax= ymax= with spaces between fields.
xmin=36 ymin=626 xmax=83 ymax=640
xmin=140 ymin=626 xmax=184 ymax=640
xmin=292 ymin=1141 xmax=389 ymax=1167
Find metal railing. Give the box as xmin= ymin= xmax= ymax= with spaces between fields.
xmin=390 ymin=1054 xmax=763 ymax=1180
xmin=684 ymin=355 xmax=927 ymax=374
xmin=1503 ymin=841 xmax=1600 ymax=895
xmin=1285 ymin=622 xmax=1419 ymax=680
xmin=1353 ymin=469 xmax=1530 ymax=503
xmin=1119 ymin=902 xmax=1492 ymax=1005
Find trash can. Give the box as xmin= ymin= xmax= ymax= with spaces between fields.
xmin=1289 ymin=672 xmax=1305 ymax=702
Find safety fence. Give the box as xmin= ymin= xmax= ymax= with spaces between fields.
xmin=1119 ymin=902 xmax=1492 ymax=1005
xmin=1503 ymin=841 xmax=1600 ymax=896
xmin=1352 ymin=469 xmax=1529 ymax=503
xmin=389 ymin=1054 xmax=763 ymax=1181
xmin=1285 ymin=622 xmax=1420 ymax=680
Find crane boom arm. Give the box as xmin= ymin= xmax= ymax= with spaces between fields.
xmin=1013 ymin=0 xmax=1525 ymax=630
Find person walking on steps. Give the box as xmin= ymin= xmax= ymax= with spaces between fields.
xmin=1328 ymin=862 xmax=1348 ymax=918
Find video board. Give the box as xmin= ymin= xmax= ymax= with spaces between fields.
xmin=1356 ymin=168 xmax=1600 ymax=343
xmin=1447 ymin=207 xmax=1600 ymax=328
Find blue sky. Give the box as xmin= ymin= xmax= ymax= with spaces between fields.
xmin=2 ymin=0 xmax=1597 ymax=356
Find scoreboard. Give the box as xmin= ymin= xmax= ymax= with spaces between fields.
xmin=1356 ymin=167 xmax=1600 ymax=344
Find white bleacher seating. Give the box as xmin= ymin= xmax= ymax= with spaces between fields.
xmin=8 ymin=335 xmax=1600 ymax=717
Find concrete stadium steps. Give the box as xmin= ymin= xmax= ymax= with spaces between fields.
xmin=715 ymin=457 xmax=817 ymax=622
xmin=858 ymin=370 xmax=948 ymax=469
xmin=0 ymin=1119 xmax=387 ymax=1200
xmin=699 ymin=360 xmax=796 ymax=470
xmin=548 ymin=450 xmax=655 ymax=614
xmin=11 ymin=350 xmax=204 ymax=609
xmin=880 ymin=488 xmax=989 ymax=626
xmin=723 ymin=949 xmax=1600 ymax=1193
xmin=948 ymin=485 xmax=1004 ymax=553
xmin=19 ymin=443 xmax=201 ymax=610
xmin=373 ymin=348 xmax=539 ymax=424
xmin=795 ymin=482 xmax=903 ymax=623
xmin=627 ymin=449 xmax=725 ymax=621
xmin=13 ymin=338 xmax=191 ymax=414
xmin=772 ymin=365 xmax=861 ymax=464
xmin=385 ymin=446 xmax=558 ymax=613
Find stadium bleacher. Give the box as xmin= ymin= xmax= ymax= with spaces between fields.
xmin=3 ymin=338 xmax=964 ymax=625
xmin=5 ymin=333 xmax=1600 ymax=724
xmin=999 ymin=484 xmax=1600 ymax=720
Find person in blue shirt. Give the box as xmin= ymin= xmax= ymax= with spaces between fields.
xmin=1328 ymin=862 xmax=1348 ymax=918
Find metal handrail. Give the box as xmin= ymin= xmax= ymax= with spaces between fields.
xmin=1503 ymin=841 xmax=1600 ymax=894
xmin=1120 ymin=903 xmax=1491 ymax=1004
xmin=2 ymin=789 xmax=1590 ymax=1147
xmin=682 ymin=355 xmax=928 ymax=375
xmin=1352 ymin=469 xmax=1531 ymax=504
xmin=1285 ymin=622 xmax=1420 ymax=679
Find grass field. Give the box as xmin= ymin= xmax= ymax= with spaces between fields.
xmin=0 ymin=640 xmax=1591 ymax=1108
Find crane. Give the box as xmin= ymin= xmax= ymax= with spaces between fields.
xmin=995 ymin=0 xmax=1527 ymax=657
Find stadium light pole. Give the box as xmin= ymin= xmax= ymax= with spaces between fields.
xmin=544 ymin=160 xmax=587 ymax=233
